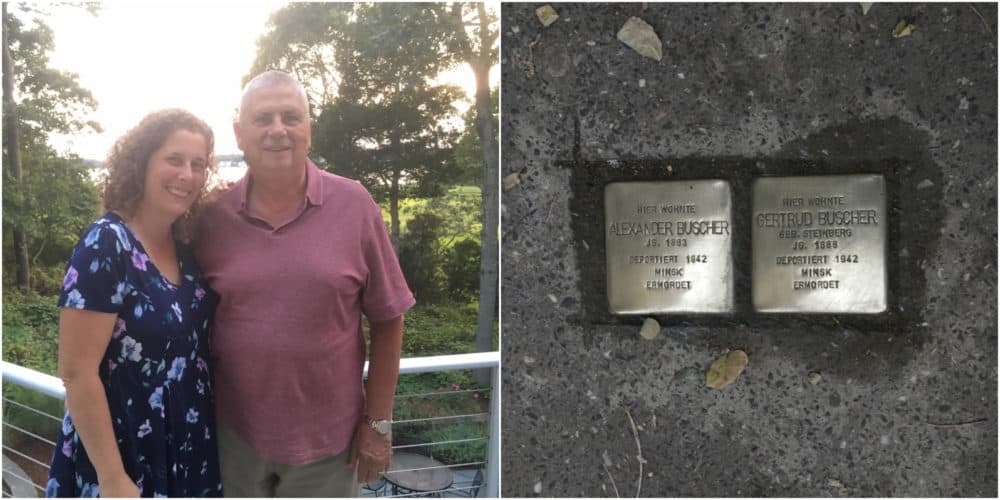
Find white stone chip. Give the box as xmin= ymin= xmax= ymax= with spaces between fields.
xmin=639 ymin=317 xmax=661 ymax=340
xmin=616 ymin=17 xmax=662 ymax=61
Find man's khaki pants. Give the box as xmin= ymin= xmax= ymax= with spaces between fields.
xmin=217 ymin=426 xmax=360 ymax=497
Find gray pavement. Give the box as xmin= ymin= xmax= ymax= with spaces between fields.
xmin=500 ymin=3 xmax=997 ymax=497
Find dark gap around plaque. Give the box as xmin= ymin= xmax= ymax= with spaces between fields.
xmin=566 ymin=153 xmax=944 ymax=337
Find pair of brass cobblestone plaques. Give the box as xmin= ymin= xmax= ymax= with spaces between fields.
xmin=605 ymin=175 xmax=887 ymax=314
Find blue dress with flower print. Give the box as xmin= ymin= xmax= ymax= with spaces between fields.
xmin=47 ymin=213 xmax=222 ymax=498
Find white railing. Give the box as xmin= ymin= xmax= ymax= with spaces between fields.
xmin=2 ymin=352 xmax=500 ymax=498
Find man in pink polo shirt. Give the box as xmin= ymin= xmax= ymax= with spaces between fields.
xmin=195 ymin=71 xmax=415 ymax=497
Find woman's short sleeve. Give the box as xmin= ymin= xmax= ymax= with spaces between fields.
xmin=57 ymin=221 xmax=132 ymax=314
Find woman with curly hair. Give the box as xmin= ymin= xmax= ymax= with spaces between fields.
xmin=46 ymin=109 xmax=223 ymax=497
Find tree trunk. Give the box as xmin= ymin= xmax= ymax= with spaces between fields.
xmin=3 ymin=4 xmax=31 ymax=290
xmin=471 ymin=3 xmax=498 ymax=386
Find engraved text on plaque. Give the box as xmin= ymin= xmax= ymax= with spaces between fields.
xmin=605 ymin=180 xmax=734 ymax=314
xmin=752 ymin=174 xmax=887 ymax=313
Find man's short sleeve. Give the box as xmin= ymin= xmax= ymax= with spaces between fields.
xmin=359 ymin=195 xmax=416 ymax=321
xmin=57 ymin=222 xmax=131 ymax=314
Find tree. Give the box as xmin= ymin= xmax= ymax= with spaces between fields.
xmin=249 ymin=3 xmax=465 ymax=243
xmin=453 ymin=86 xmax=498 ymax=186
xmin=397 ymin=212 xmax=446 ymax=302
xmin=246 ymin=3 xmax=352 ymax=113
xmin=3 ymin=3 xmax=29 ymax=289
xmin=433 ymin=3 xmax=499 ymax=383
xmin=2 ymin=4 xmax=101 ymax=290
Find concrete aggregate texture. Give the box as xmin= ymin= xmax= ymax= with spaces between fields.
xmin=500 ymin=3 xmax=997 ymax=497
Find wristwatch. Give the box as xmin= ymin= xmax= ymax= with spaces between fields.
xmin=365 ymin=415 xmax=392 ymax=435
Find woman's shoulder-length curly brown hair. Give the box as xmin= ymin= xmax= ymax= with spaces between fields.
xmin=102 ymin=108 xmax=216 ymax=243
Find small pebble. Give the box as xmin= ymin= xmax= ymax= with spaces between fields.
xmin=638 ymin=79 xmax=646 ymax=88
xmin=639 ymin=317 xmax=660 ymax=340
xmin=547 ymin=294 xmax=558 ymax=303
xmin=533 ymin=481 xmax=542 ymax=494
xmin=503 ymin=172 xmax=521 ymax=190
xmin=808 ymin=371 xmax=822 ymax=385
xmin=916 ymin=179 xmax=934 ymax=190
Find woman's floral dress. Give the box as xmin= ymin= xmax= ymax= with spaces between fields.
xmin=47 ymin=213 xmax=222 ymax=497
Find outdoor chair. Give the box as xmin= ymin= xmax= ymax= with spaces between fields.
xmin=362 ymin=478 xmax=388 ymax=497
xmin=447 ymin=469 xmax=483 ymax=498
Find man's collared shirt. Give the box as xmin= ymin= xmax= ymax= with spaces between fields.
xmin=196 ymin=159 xmax=415 ymax=464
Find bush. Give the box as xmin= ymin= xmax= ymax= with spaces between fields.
xmin=2 ymin=386 xmax=64 ymax=449
xmin=393 ymin=378 xmax=489 ymax=467
xmin=402 ymin=302 xmax=478 ymax=356
xmin=443 ymin=239 xmax=481 ymax=302
xmin=397 ymin=212 xmax=446 ymax=302
xmin=2 ymin=291 xmax=65 ymax=451
xmin=3 ymin=290 xmax=61 ymax=375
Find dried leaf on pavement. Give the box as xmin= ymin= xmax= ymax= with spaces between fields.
xmin=616 ymin=17 xmax=663 ymax=61
xmin=705 ymin=350 xmax=748 ymax=389
xmin=892 ymin=19 xmax=916 ymax=38
xmin=536 ymin=5 xmax=559 ymax=27
xmin=826 ymin=478 xmax=849 ymax=497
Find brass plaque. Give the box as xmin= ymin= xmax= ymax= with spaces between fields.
xmin=605 ymin=180 xmax=734 ymax=314
xmin=752 ymin=174 xmax=887 ymax=313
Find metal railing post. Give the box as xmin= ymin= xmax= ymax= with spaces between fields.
xmin=486 ymin=364 xmax=500 ymax=497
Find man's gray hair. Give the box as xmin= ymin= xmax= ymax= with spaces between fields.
xmin=238 ymin=70 xmax=310 ymax=120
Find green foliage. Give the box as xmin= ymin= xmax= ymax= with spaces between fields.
xmin=2 ymin=290 xmax=61 ymax=375
xmin=423 ymin=421 xmax=487 ymax=465
xmin=2 ymin=385 xmax=64 ymax=449
xmin=310 ymin=3 xmax=465 ymax=208
xmin=393 ymin=373 xmax=489 ymax=466
xmin=395 ymin=371 xmax=481 ymax=396
xmin=388 ymin=186 xmax=482 ymax=305
xmin=389 ymin=186 xmax=482 ymax=243
xmin=453 ymin=87 xmax=498 ymax=186
xmin=3 ymin=143 xmax=101 ymax=291
xmin=444 ymin=239 xmax=481 ymax=301
xmin=4 ymin=6 xmax=101 ymax=141
xmin=1 ymin=290 xmax=66 ymax=447
xmin=397 ymin=212 xmax=446 ymax=302
xmin=249 ymin=3 xmax=471 ymax=242
xmin=401 ymin=302 xmax=479 ymax=356
xmin=3 ymin=4 xmax=102 ymax=291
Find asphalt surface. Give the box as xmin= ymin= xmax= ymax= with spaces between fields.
xmin=500 ymin=3 xmax=997 ymax=496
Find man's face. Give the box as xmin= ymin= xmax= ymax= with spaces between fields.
xmin=234 ymin=84 xmax=311 ymax=176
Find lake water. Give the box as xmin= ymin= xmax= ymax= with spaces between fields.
xmin=88 ymin=164 xmax=248 ymax=189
